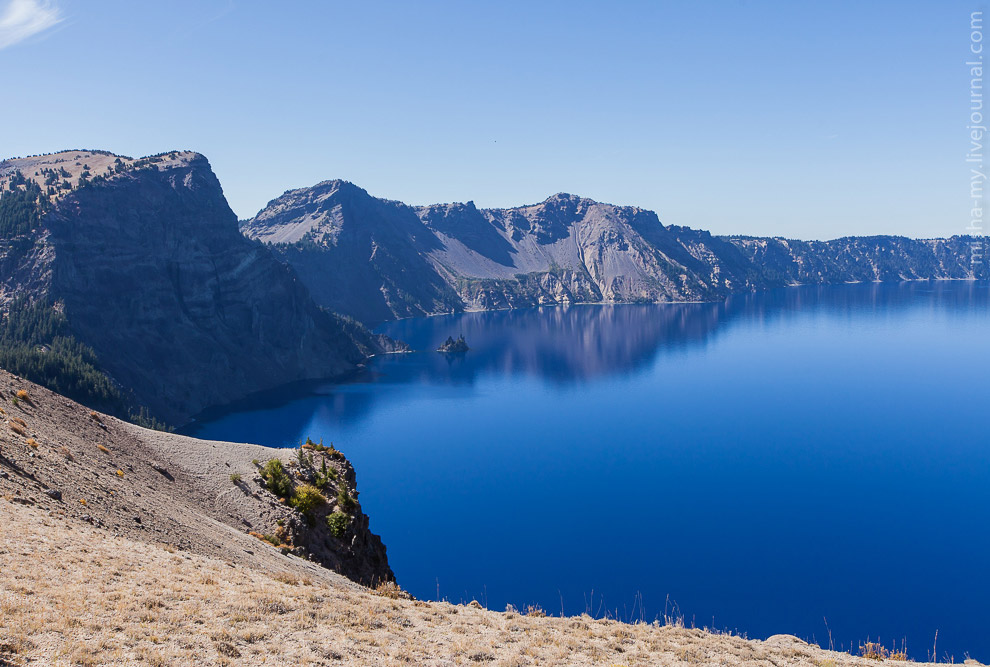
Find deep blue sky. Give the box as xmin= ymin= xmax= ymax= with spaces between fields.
xmin=0 ymin=0 xmax=977 ymax=239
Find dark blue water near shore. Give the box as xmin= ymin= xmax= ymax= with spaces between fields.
xmin=183 ymin=282 xmax=990 ymax=660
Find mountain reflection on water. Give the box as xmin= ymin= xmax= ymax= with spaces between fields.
xmin=183 ymin=281 xmax=988 ymax=443
xmin=377 ymin=280 xmax=988 ymax=384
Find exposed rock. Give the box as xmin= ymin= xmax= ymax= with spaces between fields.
xmin=244 ymin=183 xmax=988 ymax=325
xmin=437 ymin=334 xmax=469 ymax=353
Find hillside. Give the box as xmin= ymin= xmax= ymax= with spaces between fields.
xmin=0 ymin=369 xmax=959 ymax=666
xmin=0 ymin=151 xmax=390 ymax=425
xmin=243 ymin=181 xmax=987 ymax=325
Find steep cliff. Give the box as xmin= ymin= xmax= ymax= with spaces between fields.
xmin=0 ymin=151 xmax=386 ymax=425
xmin=245 ymin=182 xmax=988 ymax=325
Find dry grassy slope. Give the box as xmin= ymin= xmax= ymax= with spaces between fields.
xmin=0 ymin=370 xmax=974 ymax=666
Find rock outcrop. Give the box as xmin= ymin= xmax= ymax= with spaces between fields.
xmin=244 ymin=182 xmax=988 ymax=325
xmin=0 ymin=151 xmax=387 ymax=425
xmin=0 ymin=367 xmax=393 ymax=586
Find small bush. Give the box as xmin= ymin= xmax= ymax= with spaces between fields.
xmin=25 ymin=437 xmax=38 ymax=448
xmin=116 ymin=469 xmax=124 ymax=477
xmin=249 ymin=531 xmax=283 ymax=548
xmin=97 ymin=444 xmax=109 ymax=454
xmin=290 ymin=483 xmax=325 ymax=515
xmin=229 ymin=473 xmax=242 ymax=484
xmin=9 ymin=421 xmax=27 ymax=436
xmin=326 ymin=511 xmax=350 ymax=538
xmin=860 ymin=641 xmax=907 ymax=661
xmin=373 ymin=581 xmax=408 ymax=599
xmin=15 ymin=389 xmax=29 ymax=401
xmin=526 ymin=604 xmax=547 ymax=617
xmin=315 ymin=457 xmax=337 ymax=488
xmin=337 ymin=485 xmax=356 ymax=512
xmin=259 ymin=459 xmax=293 ymax=499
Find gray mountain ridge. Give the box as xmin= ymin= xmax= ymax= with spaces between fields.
xmin=243 ymin=179 xmax=988 ymax=325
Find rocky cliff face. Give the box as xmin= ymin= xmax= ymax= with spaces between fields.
xmin=0 ymin=151 xmax=386 ymax=425
xmin=244 ymin=182 xmax=988 ymax=325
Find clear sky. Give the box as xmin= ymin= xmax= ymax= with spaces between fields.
xmin=0 ymin=0 xmax=977 ymax=239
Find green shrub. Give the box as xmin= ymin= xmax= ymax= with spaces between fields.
xmin=326 ymin=511 xmax=350 ymax=538
xmin=316 ymin=457 xmax=337 ymax=488
xmin=289 ymin=483 xmax=325 ymax=515
xmin=229 ymin=473 xmax=242 ymax=484
xmin=259 ymin=459 xmax=293 ymax=499
xmin=337 ymin=485 xmax=357 ymax=512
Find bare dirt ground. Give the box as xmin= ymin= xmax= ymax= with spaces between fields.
xmin=0 ymin=370 xmax=972 ymax=666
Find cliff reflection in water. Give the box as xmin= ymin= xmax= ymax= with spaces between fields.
xmin=181 ymin=281 xmax=988 ymax=444
xmin=378 ymin=280 xmax=988 ymax=386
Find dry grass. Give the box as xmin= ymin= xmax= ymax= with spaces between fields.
xmin=15 ymin=389 xmax=29 ymax=401
xmin=25 ymin=437 xmax=38 ymax=449
xmin=860 ymin=640 xmax=909 ymax=661
xmin=8 ymin=421 xmax=27 ymax=436
xmin=97 ymin=443 xmax=110 ymax=454
xmin=372 ymin=581 xmax=409 ymax=600
xmin=0 ymin=500 xmax=933 ymax=667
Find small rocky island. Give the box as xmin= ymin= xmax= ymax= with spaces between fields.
xmin=437 ymin=334 xmax=469 ymax=353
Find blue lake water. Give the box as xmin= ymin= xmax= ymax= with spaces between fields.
xmin=183 ymin=282 xmax=990 ymax=661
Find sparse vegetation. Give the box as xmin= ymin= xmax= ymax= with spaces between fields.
xmin=259 ymin=459 xmax=293 ymax=499
xmin=526 ymin=604 xmax=547 ymax=618
xmin=326 ymin=511 xmax=350 ymax=538
xmin=248 ymin=531 xmax=284 ymax=548
xmin=288 ymin=483 xmax=325 ymax=515
xmin=337 ymin=484 xmax=356 ymax=512
xmin=97 ymin=444 xmax=110 ymax=454
xmin=372 ymin=580 xmax=408 ymax=600
xmin=859 ymin=641 xmax=908 ymax=661
xmin=9 ymin=421 xmax=27 ymax=436
xmin=229 ymin=473 xmax=242 ymax=484
xmin=315 ymin=456 xmax=337 ymax=488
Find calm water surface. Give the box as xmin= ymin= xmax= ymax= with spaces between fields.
xmin=184 ymin=283 xmax=990 ymax=660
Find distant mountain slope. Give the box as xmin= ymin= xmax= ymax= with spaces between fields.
xmin=244 ymin=181 xmax=987 ymax=325
xmin=0 ymin=151 xmax=386 ymax=425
